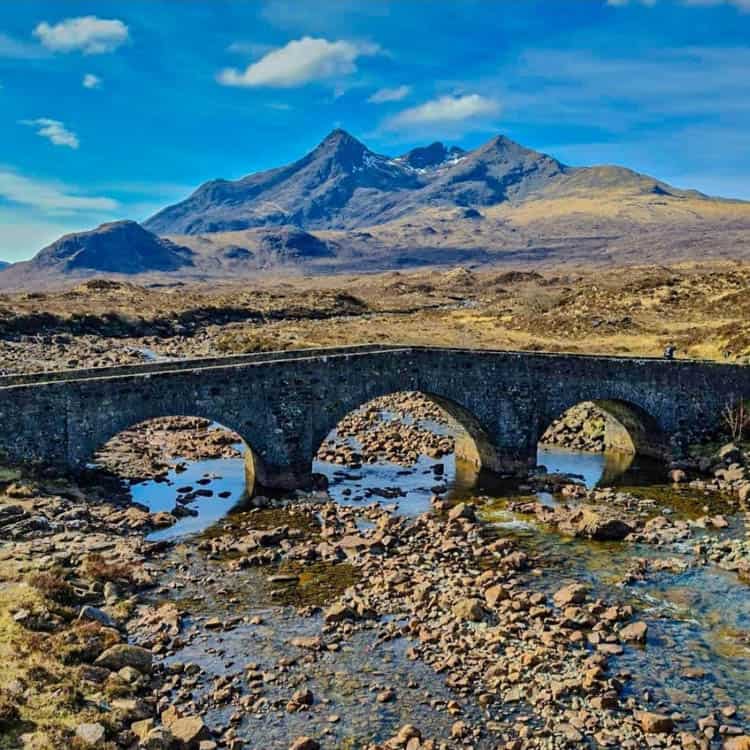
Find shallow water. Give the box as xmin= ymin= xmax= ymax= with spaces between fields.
xmin=481 ymin=449 xmax=750 ymax=724
xmin=131 ymin=434 xmax=750 ymax=737
xmin=134 ymin=450 xmax=249 ymax=542
xmin=156 ymin=552 xmax=487 ymax=748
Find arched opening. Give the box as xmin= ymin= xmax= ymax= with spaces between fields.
xmin=538 ymin=399 xmax=667 ymax=487
xmin=92 ymin=416 xmax=257 ymax=539
xmin=313 ymin=391 xmax=497 ymax=514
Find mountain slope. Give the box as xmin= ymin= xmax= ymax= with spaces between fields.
xmin=144 ymin=129 xmax=577 ymax=234
xmin=4 ymin=129 xmax=750 ymax=290
xmin=145 ymin=129 xmax=420 ymax=234
xmin=0 ymin=221 xmax=194 ymax=287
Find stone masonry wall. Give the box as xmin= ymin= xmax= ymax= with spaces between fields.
xmin=1 ymin=346 xmax=749 ymax=488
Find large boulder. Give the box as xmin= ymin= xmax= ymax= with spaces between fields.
xmin=169 ymin=716 xmax=211 ymax=749
xmin=95 ymin=644 xmax=153 ymax=673
xmin=558 ymin=507 xmax=634 ymax=541
xmin=553 ymin=584 xmax=588 ymax=608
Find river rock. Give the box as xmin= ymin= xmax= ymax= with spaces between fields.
xmin=95 ymin=643 xmax=153 ymax=673
xmin=452 ymin=597 xmax=486 ymax=622
xmin=619 ymin=621 xmax=648 ymax=643
xmin=638 ymin=711 xmax=675 ymax=734
xmin=324 ymin=602 xmax=355 ymax=623
xmin=553 ymin=583 xmax=588 ymax=608
xmin=78 ymin=605 xmax=116 ymax=628
xmin=562 ymin=507 xmax=634 ymax=541
xmin=484 ymin=584 xmax=509 ymax=607
xmin=170 ymin=716 xmax=211 ymax=748
xmin=725 ymin=737 xmax=750 ymax=750
xmin=75 ymin=722 xmax=106 ymax=746
xmin=448 ymin=502 xmax=476 ymax=522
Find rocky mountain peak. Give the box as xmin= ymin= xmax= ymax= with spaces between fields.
xmin=312 ymin=128 xmax=373 ymax=172
xmin=399 ymin=142 xmax=467 ymax=170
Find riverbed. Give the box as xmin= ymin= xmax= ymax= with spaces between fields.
xmin=125 ymin=434 xmax=750 ymax=746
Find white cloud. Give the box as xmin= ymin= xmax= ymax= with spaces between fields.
xmin=33 ymin=16 xmax=129 ymax=55
xmin=387 ymin=94 xmax=500 ymax=128
xmin=0 ymin=169 xmax=118 ymax=213
xmin=368 ymin=85 xmax=411 ymax=103
xmin=218 ymin=36 xmax=378 ymax=87
xmin=82 ymin=73 xmax=102 ymax=89
xmin=21 ymin=118 xmax=80 ymax=149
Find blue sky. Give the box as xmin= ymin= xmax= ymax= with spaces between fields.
xmin=1 ymin=0 xmax=749 ymax=261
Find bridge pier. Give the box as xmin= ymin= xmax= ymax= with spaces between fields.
xmin=239 ymin=437 xmax=315 ymax=492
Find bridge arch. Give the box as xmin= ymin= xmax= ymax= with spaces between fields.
xmin=538 ymin=397 xmax=668 ymax=459
xmin=312 ymin=389 xmax=504 ymax=475
xmin=91 ymin=415 xmax=260 ymax=493
xmin=87 ymin=411 xmax=266 ymax=492
xmin=3 ymin=345 xmax=749 ymax=488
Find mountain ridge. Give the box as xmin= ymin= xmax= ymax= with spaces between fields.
xmin=143 ymin=129 xmax=580 ymax=234
xmin=2 ymin=128 xmax=750 ymax=289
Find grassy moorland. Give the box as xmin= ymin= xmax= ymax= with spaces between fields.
xmin=1 ymin=261 xmax=749 ymax=373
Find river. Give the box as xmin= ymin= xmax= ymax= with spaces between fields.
xmin=127 ymin=432 xmax=749 ymax=745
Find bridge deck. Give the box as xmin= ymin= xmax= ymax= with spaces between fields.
xmin=0 ymin=343 xmax=742 ymax=390
xmin=0 ymin=344 xmax=408 ymax=388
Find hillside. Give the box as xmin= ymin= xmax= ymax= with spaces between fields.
xmin=144 ymin=128 xmax=750 ymax=271
xmin=0 ymin=221 xmax=194 ymax=288
xmin=2 ymin=129 xmax=750 ymax=289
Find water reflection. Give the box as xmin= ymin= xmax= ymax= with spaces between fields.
xmin=133 ymin=451 xmax=249 ymax=541
xmin=314 ymin=452 xmax=481 ymax=516
xmin=537 ymin=445 xmax=666 ymax=489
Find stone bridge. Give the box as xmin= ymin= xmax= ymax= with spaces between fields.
xmin=1 ymin=344 xmax=748 ymax=488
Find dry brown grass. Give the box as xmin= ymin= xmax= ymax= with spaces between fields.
xmin=28 ymin=570 xmax=78 ymax=607
xmin=0 ymin=585 xmax=118 ymax=749
xmin=80 ymin=554 xmax=137 ymax=585
xmin=3 ymin=261 xmax=750 ymax=371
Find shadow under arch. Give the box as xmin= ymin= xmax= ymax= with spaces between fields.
xmin=90 ymin=414 xmax=261 ymax=497
xmin=313 ymin=389 xmax=503 ymax=475
xmin=541 ymin=398 xmax=668 ymax=460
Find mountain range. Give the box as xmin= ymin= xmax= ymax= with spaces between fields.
xmin=2 ymin=128 xmax=750 ymax=288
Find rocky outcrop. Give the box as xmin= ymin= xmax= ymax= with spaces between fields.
xmin=143 ymin=129 xmax=697 ymax=237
